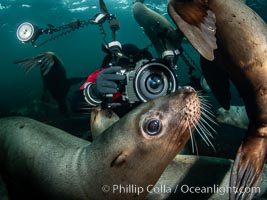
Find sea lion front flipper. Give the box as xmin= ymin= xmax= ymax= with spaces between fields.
xmin=167 ymin=0 xmax=217 ymax=61
xmin=14 ymin=52 xmax=55 ymax=76
xmin=200 ymin=56 xmax=231 ymax=110
xmin=14 ymin=53 xmax=48 ymax=74
xmin=230 ymin=133 xmax=267 ymax=199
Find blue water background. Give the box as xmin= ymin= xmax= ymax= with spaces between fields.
xmin=0 ymin=0 xmax=266 ymax=158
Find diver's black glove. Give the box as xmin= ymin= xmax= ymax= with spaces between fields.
xmin=93 ymin=66 xmax=125 ymax=99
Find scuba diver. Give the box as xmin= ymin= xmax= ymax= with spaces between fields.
xmin=71 ymin=43 xmax=153 ymax=117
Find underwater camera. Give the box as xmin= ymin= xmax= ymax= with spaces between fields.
xmin=117 ymin=59 xmax=178 ymax=103
xmin=105 ymin=42 xmax=178 ymax=105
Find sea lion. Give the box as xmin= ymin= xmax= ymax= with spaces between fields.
xmin=14 ymin=52 xmax=86 ymax=115
xmin=167 ymin=0 xmax=267 ymax=199
xmin=133 ymin=1 xmax=183 ymax=57
xmin=0 ymin=86 xmax=202 ymax=199
xmin=216 ymin=105 xmax=249 ymax=129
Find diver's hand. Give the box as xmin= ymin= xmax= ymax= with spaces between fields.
xmin=94 ymin=66 xmax=125 ymax=98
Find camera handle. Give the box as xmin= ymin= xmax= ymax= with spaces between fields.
xmin=109 ymin=17 xmax=120 ymax=41
xmin=162 ymin=49 xmax=180 ymax=70
xmin=101 ymin=41 xmax=123 ymax=108
xmin=16 ymin=0 xmax=120 ymax=47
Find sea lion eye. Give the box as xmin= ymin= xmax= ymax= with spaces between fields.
xmin=145 ymin=119 xmax=161 ymax=135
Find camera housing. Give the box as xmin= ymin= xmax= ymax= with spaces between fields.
xmin=103 ymin=41 xmax=179 ymax=106
xmin=117 ymin=58 xmax=178 ymax=103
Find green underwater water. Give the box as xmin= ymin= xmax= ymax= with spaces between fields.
xmin=0 ymin=0 xmax=266 ymax=159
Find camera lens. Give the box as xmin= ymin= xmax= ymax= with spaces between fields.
xmin=146 ymin=74 xmax=164 ymax=93
xmin=135 ymin=60 xmax=178 ymax=102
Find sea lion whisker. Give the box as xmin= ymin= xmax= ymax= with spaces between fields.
xmin=199 ymin=97 xmax=211 ymax=104
xmin=200 ymin=101 xmax=212 ymax=110
xmin=201 ymin=112 xmax=218 ymax=126
xmin=199 ymin=95 xmax=210 ymax=99
xmin=199 ymin=100 xmax=212 ymax=109
xmin=198 ymin=94 xmax=209 ymax=98
xmin=192 ymin=125 xmax=199 ymax=155
xmin=200 ymin=104 xmax=215 ymax=118
xmin=200 ymin=104 xmax=213 ymax=112
xmin=200 ymin=102 xmax=215 ymax=116
xmin=200 ymin=103 xmax=212 ymax=112
xmin=197 ymin=92 xmax=207 ymax=99
xmin=199 ymin=99 xmax=212 ymax=107
xmin=197 ymin=120 xmax=215 ymax=142
xmin=200 ymin=107 xmax=214 ymax=117
xmin=193 ymin=122 xmax=213 ymax=148
xmin=193 ymin=124 xmax=211 ymax=147
xmin=198 ymin=94 xmax=211 ymax=101
xmin=192 ymin=133 xmax=199 ymax=156
xmin=188 ymin=120 xmax=199 ymax=155
xmin=199 ymin=99 xmax=213 ymax=110
xmin=200 ymin=106 xmax=217 ymax=125
xmin=201 ymin=120 xmax=216 ymax=139
xmin=196 ymin=90 xmax=207 ymax=97
xmin=188 ymin=121 xmax=195 ymax=154
xmin=199 ymin=116 xmax=217 ymax=134
xmin=195 ymin=120 xmax=216 ymax=151
xmin=198 ymin=119 xmax=214 ymax=138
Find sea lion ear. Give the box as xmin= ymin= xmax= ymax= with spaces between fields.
xmin=168 ymin=0 xmax=217 ymax=61
xmin=110 ymin=153 xmax=127 ymax=167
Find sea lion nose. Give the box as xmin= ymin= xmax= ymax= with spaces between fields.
xmin=182 ymin=86 xmax=195 ymax=92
